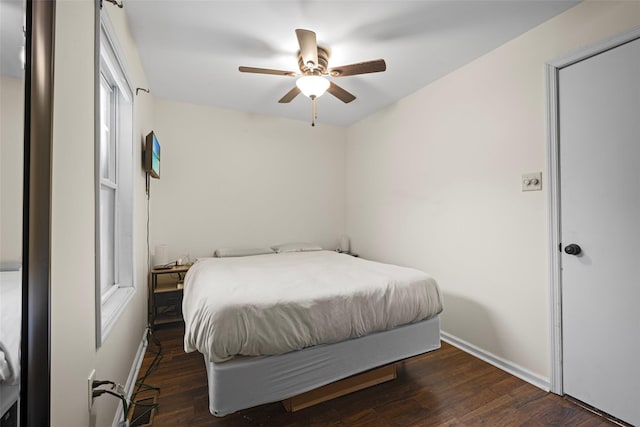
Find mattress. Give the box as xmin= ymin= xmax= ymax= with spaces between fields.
xmin=183 ymin=250 xmax=442 ymax=362
xmin=0 ymin=383 xmax=19 ymax=418
xmin=0 ymin=268 xmax=21 ymax=386
xmin=0 ymin=267 xmax=21 ymax=420
xmin=205 ymin=316 xmax=441 ymax=416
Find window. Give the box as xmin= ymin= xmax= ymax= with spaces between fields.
xmin=96 ymin=16 xmax=135 ymax=346
xmin=99 ymin=74 xmax=118 ymax=303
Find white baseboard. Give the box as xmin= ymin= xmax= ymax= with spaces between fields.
xmin=112 ymin=328 xmax=149 ymax=427
xmin=441 ymin=331 xmax=550 ymax=392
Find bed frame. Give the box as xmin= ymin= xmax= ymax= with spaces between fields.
xmin=282 ymin=363 xmax=398 ymax=412
xmin=204 ymin=316 xmax=440 ymax=416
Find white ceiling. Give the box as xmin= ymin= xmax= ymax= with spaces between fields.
xmin=1 ymin=1 xmax=581 ymax=126
xmin=124 ymin=0 xmax=579 ymax=127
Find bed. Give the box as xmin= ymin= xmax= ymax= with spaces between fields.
xmin=183 ymin=249 xmax=443 ymax=416
xmin=0 ymin=265 xmax=21 ymax=420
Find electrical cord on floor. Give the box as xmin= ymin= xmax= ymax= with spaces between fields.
xmin=127 ymin=329 xmax=163 ymax=425
xmin=129 ymin=399 xmax=159 ymax=426
xmin=132 ymin=331 xmax=162 ymax=399
xmin=92 ymin=372 xmax=158 ymax=427
xmin=128 ymin=390 xmax=160 ymax=426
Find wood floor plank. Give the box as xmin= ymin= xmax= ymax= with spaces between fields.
xmin=131 ymin=325 xmax=614 ymax=426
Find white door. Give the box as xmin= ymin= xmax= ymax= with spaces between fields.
xmin=559 ymin=37 xmax=640 ymax=426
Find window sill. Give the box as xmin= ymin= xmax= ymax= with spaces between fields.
xmin=99 ymin=286 xmax=135 ymax=345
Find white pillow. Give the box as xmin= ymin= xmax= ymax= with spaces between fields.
xmin=271 ymin=242 xmax=323 ymax=253
xmin=214 ymin=247 xmax=275 ymax=258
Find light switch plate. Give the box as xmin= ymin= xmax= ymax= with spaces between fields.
xmin=522 ymin=172 xmax=542 ymax=191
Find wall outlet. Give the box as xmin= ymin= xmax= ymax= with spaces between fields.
xmin=88 ymin=369 xmax=96 ymax=410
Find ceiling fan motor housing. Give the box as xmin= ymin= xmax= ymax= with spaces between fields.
xmin=298 ymin=47 xmax=330 ymax=75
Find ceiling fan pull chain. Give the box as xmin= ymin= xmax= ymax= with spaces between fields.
xmin=311 ymin=96 xmax=317 ymax=127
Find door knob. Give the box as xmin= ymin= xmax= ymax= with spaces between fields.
xmin=564 ymin=244 xmax=582 ymax=256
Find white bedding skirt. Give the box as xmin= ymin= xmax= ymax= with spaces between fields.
xmin=205 ymin=315 xmax=440 ymax=416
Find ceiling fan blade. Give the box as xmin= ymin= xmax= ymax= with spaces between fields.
xmin=239 ymin=66 xmax=296 ymax=77
xmin=278 ymin=86 xmax=301 ymax=103
xmin=329 ymin=59 xmax=386 ymax=77
xmin=295 ymin=29 xmax=318 ymax=70
xmin=327 ymin=81 xmax=356 ymax=103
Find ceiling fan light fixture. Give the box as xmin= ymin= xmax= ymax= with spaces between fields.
xmin=296 ymin=75 xmax=330 ymax=98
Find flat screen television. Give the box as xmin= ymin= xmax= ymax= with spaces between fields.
xmin=144 ymin=131 xmax=160 ymax=179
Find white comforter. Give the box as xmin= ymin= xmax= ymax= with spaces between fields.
xmin=183 ymin=251 xmax=442 ymax=363
xmin=0 ymin=269 xmax=21 ymax=385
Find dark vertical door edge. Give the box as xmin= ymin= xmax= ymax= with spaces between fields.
xmin=21 ymin=0 xmax=55 ymax=425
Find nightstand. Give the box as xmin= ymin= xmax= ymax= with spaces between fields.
xmin=149 ymin=263 xmax=192 ymax=328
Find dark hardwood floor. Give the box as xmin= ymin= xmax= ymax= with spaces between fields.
xmin=130 ymin=325 xmax=612 ymax=426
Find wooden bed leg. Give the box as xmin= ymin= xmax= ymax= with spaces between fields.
xmin=282 ymin=364 xmax=397 ymax=412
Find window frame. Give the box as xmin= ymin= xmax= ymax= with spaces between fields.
xmin=99 ymin=72 xmax=119 ymax=304
xmin=95 ymin=12 xmax=136 ymax=347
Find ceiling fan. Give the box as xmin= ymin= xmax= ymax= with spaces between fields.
xmin=239 ymin=29 xmax=386 ymax=126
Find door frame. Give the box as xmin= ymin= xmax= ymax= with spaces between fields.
xmin=545 ymin=25 xmax=640 ymax=395
xmin=21 ymin=0 xmax=56 ymax=424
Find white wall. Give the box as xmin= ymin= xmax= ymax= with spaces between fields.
xmin=50 ymin=2 xmax=152 ymax=426
xmin=150 ymin=99 xmax=346 ymax=261
xmin=0 ymin=76 xmax=23 ymax=263
xmin=346 ymin=0 xmax=640 ymax=382
xmin=44 ymin=2 xmax=639 ymax=425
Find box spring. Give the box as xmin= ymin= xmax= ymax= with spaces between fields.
xmin=204 ymin=315 xmax=440 ymax=416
